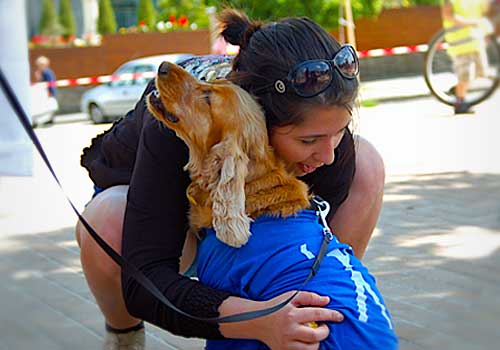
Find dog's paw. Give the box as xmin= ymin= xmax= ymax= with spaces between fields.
xmin=216 ymin=223 xmax=252 ymax=248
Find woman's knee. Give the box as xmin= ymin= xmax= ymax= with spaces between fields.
xmin=354 ymin=137 xmax=385 ymax=201
xmin=77 ymin=185 xmax=128 ymax=266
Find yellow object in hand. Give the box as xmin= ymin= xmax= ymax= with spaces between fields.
xmin=305 ymin=321 xmax=318 ymax=328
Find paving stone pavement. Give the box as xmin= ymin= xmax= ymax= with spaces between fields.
xmin=1 ymin=89 xmax=499 ymax=349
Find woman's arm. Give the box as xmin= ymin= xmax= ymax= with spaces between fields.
xmin=121 ymin=111 xmax=231 ymax=338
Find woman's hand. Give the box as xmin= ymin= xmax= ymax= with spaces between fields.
xmin=219 ymin=291 xmax=343 ymax=350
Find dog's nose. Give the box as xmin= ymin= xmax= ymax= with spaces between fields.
xmin=158 ymin=61 xmax=170 ymax=76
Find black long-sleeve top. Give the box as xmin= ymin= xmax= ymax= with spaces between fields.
xmin=80 ymin=79 xmax=356 ymax=339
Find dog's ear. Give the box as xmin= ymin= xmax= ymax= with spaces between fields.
xmin=206 ymin=132 xmax=251 ymax=247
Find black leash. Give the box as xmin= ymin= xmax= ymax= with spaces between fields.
xmin=0 ymin=67 xmax=332 ymax=324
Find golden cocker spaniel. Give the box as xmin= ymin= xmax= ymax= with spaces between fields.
xmin=147 ymin=61 xmax=310 ymax=247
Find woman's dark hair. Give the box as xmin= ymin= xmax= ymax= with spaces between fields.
xmin=218 ymin=9 xmax=359 ymax=131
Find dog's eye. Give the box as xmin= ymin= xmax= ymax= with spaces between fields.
xmin=203 ymin=91 xmax=211 ymax=106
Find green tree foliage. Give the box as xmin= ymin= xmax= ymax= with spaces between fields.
xmin=98 ymin=0 xmax=117 ymax=34
xmin=157 ymin=0 xmax=210 ymax=28
xmin=59 ymin=0 xmax=77 ymax=36
xmin=157 ymin=0 xmax=442 ymax=31
xmin=39 ymin=0 xmax=63 ymax=36
xmin=138 ymin=0 xmax=157 ymax=28
xmin=352 ymin=0 xmax=385 ymax=19
xmin=203 ymin=0 xmax=385 ymax=30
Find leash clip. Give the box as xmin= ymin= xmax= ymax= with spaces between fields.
xmin=312 ymin=195 xmax=332 ymax=236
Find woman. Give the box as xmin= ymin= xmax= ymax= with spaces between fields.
xmin=77 ymin=9 xmax=385 ymax=350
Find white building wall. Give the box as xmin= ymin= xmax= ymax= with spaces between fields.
xmin=81 ymin=0 xmax=98 ymax=35
xmin=0 ymin=0 xmax=33 ymax=176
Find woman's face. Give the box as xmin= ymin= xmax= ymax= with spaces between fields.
xmin=269 ymin=105 xmax=352 ymax=177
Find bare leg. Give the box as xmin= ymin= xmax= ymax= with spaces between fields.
xmin=330 ymin=137 xmax=385 ymax=259
xmin=456 ymin=80 xmax=469 ymax=100
xmin=76 ymin=185 xmax=196 ymax=328
xmin=76 ymin=185 xmax=140 ymax=329
xmin=454 ymin=79 xmax=473 ymax=113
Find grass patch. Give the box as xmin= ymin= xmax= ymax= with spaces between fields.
xmin=361 ymin=98 xmax=380 ymax=108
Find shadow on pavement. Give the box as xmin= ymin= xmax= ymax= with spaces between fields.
xmin=367 ymin=171 xmax=500 ymax=349
xmin=0 ymin=227 xmax=204 ymax=350
xmin=0 ymin=171 xmax=499 ymax=349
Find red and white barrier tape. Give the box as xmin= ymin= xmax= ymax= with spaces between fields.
xmin=37 ymin=44 xmax=430 ymax=88
xmin=40 ymin=71 xmax=156 ymax=88
xmin=357 ymin=44 xmax=429 ymax=58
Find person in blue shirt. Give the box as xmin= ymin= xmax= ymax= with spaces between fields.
xmin=35 ymin=55 xmax=57 ymax=97
xmin=33 ymin=56 xmax=58 ymax=125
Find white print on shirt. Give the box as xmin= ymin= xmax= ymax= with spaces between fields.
xmin=300 ymin=244 xmax=316 ymax=259
xmin=327 ymin=249 xmax=393 ymax=329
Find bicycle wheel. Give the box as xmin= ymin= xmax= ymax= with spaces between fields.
xmin=424 ymin=28 xmax=500 ymax=106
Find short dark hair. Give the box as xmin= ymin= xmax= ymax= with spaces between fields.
xmin=219 ymin=9 xmax=359 ymax=130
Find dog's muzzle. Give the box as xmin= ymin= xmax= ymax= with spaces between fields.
xmin=150 ymin=89 xmax=179 ymax=123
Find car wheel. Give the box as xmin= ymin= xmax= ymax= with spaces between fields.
xmin=89 ymin=104 xmax=106 ymax=124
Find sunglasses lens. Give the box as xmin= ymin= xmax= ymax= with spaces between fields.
xmin=334 ymin=47 xmax=358 ymax=78
xmin=291 ymin=61 xmax=331 ymax=97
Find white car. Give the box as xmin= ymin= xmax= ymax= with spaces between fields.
xmin=30 ymin=82 xmax=59 ymax=127
xmin=80 ymin=53 xmax=192 ymax=123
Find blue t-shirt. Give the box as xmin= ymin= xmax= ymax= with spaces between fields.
xmin=197 ymin=210 xmax=398 ymax=350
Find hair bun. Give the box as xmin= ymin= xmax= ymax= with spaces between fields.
xmin=218 ymin=9 xmax=261 ymax=49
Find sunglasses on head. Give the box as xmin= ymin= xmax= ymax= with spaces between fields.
xmin=268 ymin=44 xmax=359 ymax=98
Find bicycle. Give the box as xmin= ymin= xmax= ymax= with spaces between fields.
xmin=423 ymin=14 xmax=500 ymax=107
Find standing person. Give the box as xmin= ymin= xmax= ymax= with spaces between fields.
xmin=77 ymin=9 xmax=386 ymax=350
xmin=33 ymin=55 xmax=59 ymax=124
xmin=34 ymin=55 xmax=57 ymax=98
xmin=441 ymin=0 xmax=492 ymax=114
